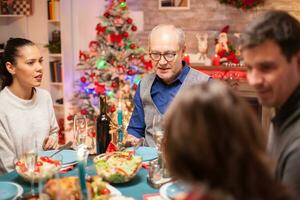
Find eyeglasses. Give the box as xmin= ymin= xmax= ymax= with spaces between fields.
xmin=149 ymin=51 xmax=177 ymax=62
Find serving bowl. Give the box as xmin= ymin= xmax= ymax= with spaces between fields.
xmin=15 ymin=155 xmax=61 ymax=183
xmin=93 ymin=151 xmax=142 ymax=183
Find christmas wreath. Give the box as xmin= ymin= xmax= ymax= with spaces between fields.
xmin=219 ymin=0 xmax=264 ymax=9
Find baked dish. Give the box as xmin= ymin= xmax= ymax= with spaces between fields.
xmin=93 ymin=151 xmax=142 ymax=183
xmin=42 ymin=176 xmax=113 ymax=200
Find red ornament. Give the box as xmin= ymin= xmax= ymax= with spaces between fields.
xmin=143 ymin=60 xmax=153 ymax=71
xmin=111 ymin=81 xmax=118 ymax=89
xmin=127 ymin=70 xmax=135 ymax=76
xmin=80 ymin=76 xmax=87 ymax=83
xmin=90 ymin=72 xmax=96 ymax=78
xmin=110 ymin=105 xmax=116 ymax=113
xmin=126 ymin=18 xmax=133 ymax=24
xmin=129 ymin=43 xmax=136 ymax=49
xmin=95 ymin=82 xmax=106 ymax=95
xmin=104 ymin=12 xmax=110 ymax=18
xmin=96 ymin=24 xmax=106 ymax=35
xmin=122 ymin=32 xmax=129 ymax=38
xmin=110 ymin=33 xmax=123 ymax=43
xmin=67 ymin=115 xmax=73 ymax=121
xmin=80 ymin=109 xmax=88 ymax=115
xmin=119 ymin=0 xmax=126 ymax=2
xmin=131 ymin=25 xmax=137 ymax=32
xmin=132 ymin=84 xmax=138 ymax=91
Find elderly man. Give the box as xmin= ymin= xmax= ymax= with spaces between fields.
xmin=127 ymin=24 xmax=210 ymax=147
xmin=241 ymin=11 xmax=300 ymax=197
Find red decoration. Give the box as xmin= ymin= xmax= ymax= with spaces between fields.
xmin=143 ymin=60 xmax=153 ymax=71
xmin=110 ymin=33 xmax=123 ymax=43
xmin=80 ymin=109 xmax=88 ymax=115
xmin=104 ymin=12 xmax=110 ymax=18
xmin=183 ymin=54 xmax=190 ymax=65
xmin=67 ymin=115 xmax=74 ymax=121
xmin=131 ymin=25 xmax=137 ymax=32
xmin=106 ymin=142 xmax=118 ymax=153
xmin=111 ymin=81 xmax=118 ymax=89
xmin=212 ymin=54 xmax=221 ymax=66
xmin=122 ymin=32 xmax=129 ymax=38
xmin=110 ymin=105 xmax=116 ymax=113
xmin=127 ymin=70 xmax=135 ymax=76
xmin=126 ymin=18 xmax=133 ymax=24
xmin=132 ymin=84 xmax=138 ymax=91
xmin=80 ymin=76 xmax=87 ymax=83
xmin=95 ymin=82 xmax=106 ymax=94
xmin=96 ymin=24 xmax=106 ymax=35
xmin=129 ymin=43 xmax=136 ymax=49
xmin=79 ymin=50 xmax=89 ymax=61
xmin=119 ymin=0 xmax=126 ymax=2
xmin=219 ymin=0 xmax=264 ymax=9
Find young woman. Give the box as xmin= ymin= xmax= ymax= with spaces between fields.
xmin=0 ymin=38 xmax=59 ymax=174
xmin=163 ymin=81 xmax=295 ymax=200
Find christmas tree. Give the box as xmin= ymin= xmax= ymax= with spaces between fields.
xmin=67 ymin=0 xmax=152 ymax=148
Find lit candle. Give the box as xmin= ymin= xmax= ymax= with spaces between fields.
xmin=77 ymin=145 xmax=89 ymax=200
xmin=212 ymin=54 xmax=220 ymax=66
xmin=183 ymin=54 xmax=190 ymax=65
xmin=117 ymin=100 xmax=123 ymax=144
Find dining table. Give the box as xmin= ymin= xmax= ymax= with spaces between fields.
xmin=0 ymin=159 xmax=159 ymax=200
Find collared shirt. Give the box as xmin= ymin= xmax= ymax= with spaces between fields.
xmin=127 ymin=64 xmax=190 ymax=138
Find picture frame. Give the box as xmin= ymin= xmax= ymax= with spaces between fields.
xmin=0 ymin=0 xmax=32 ymax=15
xmin=159 ymin=0 xmax=190 ymax=10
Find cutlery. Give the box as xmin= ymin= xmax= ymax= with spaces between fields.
xmin=49 ymin=141 xmax=73 ymax=158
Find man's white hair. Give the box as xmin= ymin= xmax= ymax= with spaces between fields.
xmin=148 ymin=24 xmax=186 ymax=49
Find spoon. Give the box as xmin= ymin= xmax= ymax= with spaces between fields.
xmin=49 ymin=141 xmax=73 ymax=158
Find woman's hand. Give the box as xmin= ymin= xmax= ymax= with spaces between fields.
xmin=43 ymin=134 xmax=58 ymax=150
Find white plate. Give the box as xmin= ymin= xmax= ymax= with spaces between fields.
xmin=0 ymin=181 xmax=23 ymax=200
xmin=107 ymin=184 xmax=122 ymax=196
xmin=160 ymin=182 xmax=190 ymax=200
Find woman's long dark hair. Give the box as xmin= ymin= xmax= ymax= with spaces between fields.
xmin=163 ymin=81 xmax=294 ymax=200
xmin=0 ymin=38 xmax=34 ymax=90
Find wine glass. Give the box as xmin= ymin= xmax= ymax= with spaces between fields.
xmin=73 ymin=115 xmax=87 ymax=147
xmin=21 ymin=135 xmax=38 ymax=197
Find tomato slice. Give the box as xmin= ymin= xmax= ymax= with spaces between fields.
xmin=36 ymin=161 xmax=43 ymax=167
xmin=101 ymin=188 xmax=111 ymax=195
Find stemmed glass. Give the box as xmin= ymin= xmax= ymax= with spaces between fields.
xmin=73 ymin=114 xmax=88 ymax=147
xmin=22 ymin=135 xmax=38 ymax=197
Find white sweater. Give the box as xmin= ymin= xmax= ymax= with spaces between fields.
xmin=0 ymin=87 xmax=59 ymax=174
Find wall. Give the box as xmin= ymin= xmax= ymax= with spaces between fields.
xmin=126 ymin=0 xmax=300 ymax=55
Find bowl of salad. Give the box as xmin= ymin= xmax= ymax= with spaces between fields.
xmin=93 ymin=151 xmax=142 ymax=183
xmin=15 ymin=155 xmax=61 ymax=183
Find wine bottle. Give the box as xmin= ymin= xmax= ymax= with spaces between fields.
xmin=96 ymin=95 xmax=111 ymax=154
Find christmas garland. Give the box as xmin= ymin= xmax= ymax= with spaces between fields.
xmin=219 ymin=0 xmax=264 ymax=9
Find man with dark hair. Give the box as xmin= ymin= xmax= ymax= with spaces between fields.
xmin=241 ymin=10 xmax=300 ymax=197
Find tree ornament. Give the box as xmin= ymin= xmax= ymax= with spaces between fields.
xmin=104 ymin=12 xmax=110 ymax=18
xmin=131 ymin=25 xmax=137 ymax=32
xmin=122 ymin=32 xmax=129 ymax=38
xmin=111 ymin=81 xmax=119 ymax=89
xmin=80 ymin=109 xmax=88 ymax=115
xmin=126 ymin=18 xmax=133 ymax=24
xmin=129 ymin=43 xmax=136 ymax=49
xmin=80 ymin=76 xmax=87 ymax=83
xmin=96 ymin=58 xmax=107 ymax=69
xmin=67 ymin=115 xmax=74 ymax=121
xmin=110 ymin=105 xmax=116 ymax=113
xmin=119 ymin=2 xmax=127 ymax=8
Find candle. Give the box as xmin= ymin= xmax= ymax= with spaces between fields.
xmin=212 ymin=54 xmax=220 ymax=66
xmin=183 ymin=54 xmax=190 ymax=65
xmin=77 ymin=145 xmax=89 ymax=200
xmin=117 ymin=100 xmax=123 ymax=144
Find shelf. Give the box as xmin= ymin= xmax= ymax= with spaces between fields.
xmin=50 ymin=82 xmax=63 ymax=86
xmin=49 ymin=53 xmax=62 ymax=58
xmin=53 ymin=103 xmax=64 ymax=109
xmin=0 ymin=15 xmax=25 ymax=17
xmin=48 ymin=20 xmax=60 ymax=23
xmin=190 ymin=64 xmax=247 ymax=71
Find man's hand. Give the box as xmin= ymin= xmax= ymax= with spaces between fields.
xmin=43 ymin=134 xmax=58 ymax=150
xmin=124 ymin=134 xmax=142 ymax=147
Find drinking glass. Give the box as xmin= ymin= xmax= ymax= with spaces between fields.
xmin=73 ymin=115 xmax=88 ymax=147
xmin=22 ymin=135 xmax=38 ymax=196
xmin=152 ymin=115 xmax=164 ymax=151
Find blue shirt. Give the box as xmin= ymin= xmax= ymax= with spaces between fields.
xmin=127 ymin=65 xmax=190 ymax=138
